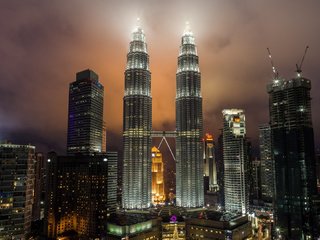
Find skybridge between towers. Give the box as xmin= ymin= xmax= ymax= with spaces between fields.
xmin=151 ymin=131 xmax=176 ymax=162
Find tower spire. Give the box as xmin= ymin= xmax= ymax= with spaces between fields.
xmin=183 ymin=21 xmax=192 ymax=35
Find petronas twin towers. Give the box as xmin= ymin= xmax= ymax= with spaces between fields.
xmin=123 ymin=22 xmax=203 ymax=209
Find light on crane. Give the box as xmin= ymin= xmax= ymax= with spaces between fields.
xmin=267 ymin=48 xmax=279 ymax=80
xmin=296 ymin=46 xmax=309 ymax=78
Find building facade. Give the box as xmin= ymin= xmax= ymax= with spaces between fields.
xmin=67 ymin=69 xmax=104 ymax=154
xmin=267 ymin=73 xmax=318 ymax=239
xmin=203 ymin=133 xmax=218 ymax=193
xmin=176 ymin=24 xmax=204 ymax=208
xmin=222 ymin=109 xmax=249 ymax=215
xmin=151 ymin=146 xmax=165 ymax=205
xmin=0 ymin=142 xmax=35 ymax=239
xmin=32 ymin=152 xmax=46 ymax=221
xmin=122 ymin=23 xmax=152 ymax=209
xmin=44 ymin=152 xmax=118 ymax=239
xmin=258 ymin=124 xmax=274 ymax=203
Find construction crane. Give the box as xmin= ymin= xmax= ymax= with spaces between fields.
xmin=267 ymin=48 xmax=279 ymax=79
xmin=296 ymin=45 xmax=309 ymax=78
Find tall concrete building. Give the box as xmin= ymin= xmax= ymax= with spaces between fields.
xmin=67 ymin=69 xmax=104 ymax=154
xmin=122 ymin=22 xmax=152 ymax=209
xmin=259 ymin=124 xmax=274 ymax=202
xmin=267 ymin=71 xmax=318 ymax=238
xmin=222 ymin=109 xmax=249 ymax=215
xmin=176 ymin=24 xmax=204 ymax=208
xmin=0 ymin=142 xmax=35 ymax=239
xmin=45 ymin=152 xmax=118 ymax=239
xmin=151 ymin=146 xmax=165 ymax=204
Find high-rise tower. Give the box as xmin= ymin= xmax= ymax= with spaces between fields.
xmin=67 ymin=69 xmax=104 ymax=154
xmin=122 ymin=21 xmax=152 ymax=209
xmin=176 ymin=23 xmax=204 ymax=207
xmin=222 ymin=109 xmax=249 ymax=215
xmin=267 ymin=71 xmax=318 ymax=238
xmin=259 ymin=124 xmax=273 ymax=202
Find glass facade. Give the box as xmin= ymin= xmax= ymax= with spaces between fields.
xmin=267 ymin=75 xmax=318 ymax=239
xmin=67 ymin=69 xmax=104 ymax=154
xmin=176 ymin=26 xmax=204 ymax=207
xmin=222 ymin=109 xmax=249 ymax=215
xmin=0 ymin=143 xmax=35 ymax=239
xmin=122 ymin=25 xmax=152 ymax=209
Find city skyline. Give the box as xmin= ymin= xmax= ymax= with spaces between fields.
xmin=1 ymin=1 xmax=320 ymax=153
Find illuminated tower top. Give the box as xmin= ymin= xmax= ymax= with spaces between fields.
xmin=126 ymin=18 xmax=149 ymax=71
xmin=177 ymin=22 xmax=199 ymax=74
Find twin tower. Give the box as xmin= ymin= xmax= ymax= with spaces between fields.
xmin=123 ymin=23 xmax=204 ymax=209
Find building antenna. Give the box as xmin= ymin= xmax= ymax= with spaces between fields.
xmin=267 ymin=48 xmax=279 ymax=79
xmin=296 ymin=45 xmax=309 ymax=77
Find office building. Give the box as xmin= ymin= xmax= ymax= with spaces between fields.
xmin=222 ymin=109 xmax=249 ymax=215
xmin=0 ymin=142 xmax=35 ymax=239
xmin=203 ymin=133 xmax=218 ymax=193
xmin=152 ymin=146 xmax=165 ymax=205
xmin=67 ymin=69 xmax=104 ymax=154
xmin=44 ymin=152 xmax=118 ymax=239
xmin=122 ymin=21 xmax=152 ymax=209
xmin=176 ymin=23 xmax=204 ymax=208
xmin=267 ymin=71 xmax=318 ymax=239
xmin=259 ymin=124 xmax=274 ymax=202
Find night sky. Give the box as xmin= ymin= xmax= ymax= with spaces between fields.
xmin=1 ymin=0 xmax=319 ymax=154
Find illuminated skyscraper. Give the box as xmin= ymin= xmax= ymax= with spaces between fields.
xmin=268 ymin=72 xmax=318 ymax=239
xmin=176 ymin=24 xmax=204 ymax=207
xmin=122 ymin=21 xmax=152 ymax=209
xmin=67 ymin=69 xmax=104 ymax=154
xmin=151 ymin=147 xmax=165 ymax=204
xmin=222 ymin=109 xmax=249 ymax=215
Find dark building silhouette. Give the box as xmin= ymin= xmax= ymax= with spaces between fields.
xmin=259 ymin=124 xmax=274 ymax=203
xmin=32 ymin=152 xmax=46 ymax=221
xmin=67 ymin=69 xmax=104 ymax=154
xmin=44 ymin=152 xmax=117 ymax=239
xmin=216 ymin=131 xmax=225 ymax=208
xmin=267 ymin=72 xmax=318 ymax=239
xmin=0 ymin=142 xmax=35 ymax=239
xmin=176 ymin=24 xmax=204 ymax=207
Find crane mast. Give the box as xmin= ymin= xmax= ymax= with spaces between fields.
xmin=267 ymin=48 xmax=279 ymax=79
xmin=296 ymin=45 xmax=309 ymax=77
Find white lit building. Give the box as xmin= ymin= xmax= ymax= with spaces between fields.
xmin=222 ymin=109 xmax=249 ymax=215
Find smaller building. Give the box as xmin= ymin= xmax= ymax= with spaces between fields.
xmin=185 ymin=210 xmax=252 ymax=240
xmin=44 ymin=152 xmax=118 ymax=239
xmin=106 ymin=213 xmax=161 ymax=239
xmin=152 ymin=146 xmax=165 ymax=205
